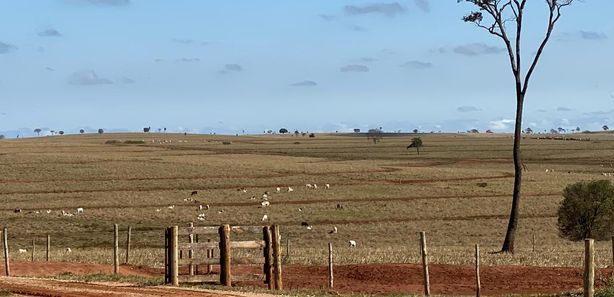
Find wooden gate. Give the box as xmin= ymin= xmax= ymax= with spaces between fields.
xmin=165 ymin=224 xmax=282 ymax=289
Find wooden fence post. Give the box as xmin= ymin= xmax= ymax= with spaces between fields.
xmin=164 ymin=227 xmax=169 ymax=284
xmin=46 ymin=235 xmax=50 ymax=262
xmin=532 ymin=232 xmax=536 ymax=253
xmin=219 ymin=224 xmax=231 ymax=286
xmin=271 ymin=224 xmax=283 ymax=290
xmin=113 ymin=224 xmax=119 ymax=274
xmin=611 ymin=236 xmax=614 ymax=278
xmin=263 ymin=226 xmax=273 ymax=289
xmin=420 ymin=231 xmax=430 ymax=296
xmin=584 ymin=238 xmax=595 ymax=297
xmin=328 ymin=242 xmax=334 ymax=290
xmin=31 ymin=239 xmax=35 ymax=262
xmin=170 ymin=226 xmax=179 ymax=286
xmin=2 ymin=227 xmax=9 ymax=277
xmin=125 ymin=226 xmax=131 ymax=264
xmin=475 ymin=244 xmax=481 ymax=297
xmin=188 ymin=222 xmax=194 ymax=276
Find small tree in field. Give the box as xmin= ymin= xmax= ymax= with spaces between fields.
xmin=98 ymin=129 xmax=104 ymax=134
xmin=367 ymin=128 xmax=383 ymax=144
xmin=603 ymin=125 xmax=609 ymax=131
xmin=58 ymin=131 xmax=64 ymax=135
xmin=459 ymin=0 xmax=576 ymax=253
xmin=279 ymin=128 xmax=288 ymax=134
xmin=80 ymin=129 xmax=85 ymax=134
xmin=557 ymin=180 xmax=614 ymax=241
xmin=407 ymin=137 xmax=423 ymax=155
xmin=34 ymin=128 xmax=42 ymax=136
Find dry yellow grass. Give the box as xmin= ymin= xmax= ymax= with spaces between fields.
xmin=2 ymin=132 xmax=614 ymax=269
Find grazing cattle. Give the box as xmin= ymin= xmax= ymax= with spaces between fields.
xmin=329 ymin=226 xmax=338 ymax=234
xmin=250 ymin=195 xmax=256 ymax=200
xmin=336 ymin=204 xmax=344 ymax=210
xmin=65 ymin=248 xmax=72 ymax=253
xmin=298 ymin=207 xmax=303 ymax=212
xmin=301 ymin=222 xmax=309 ymax=227
xmin=262 ymin=214 xmax=268 ymax=222
xmin=14 ymin=208 xmax=22 ymax=213
xmin=18 ymin=249 xmax=27 ymax=253
xmin=306 ymin=184 xmax=313 ymax=189
xmin=261 ymin=201 xmax=270 ymax=207
xmin=168 ymin=205 xmax=175 ymax=209
xmin=276 ymin=187 xmax=281 ymax=193
xmin=325 ymin=184 xmax=330 ymax=189
xmin=349 ymin=240 xmax=357 ymax=247
xmin=76 ymin=208 xmax=84 ymax=214
xmin=288 ymin=187 xmax=294 ymax=192
xmin=190 ymin=191 xmax=198 ymax=196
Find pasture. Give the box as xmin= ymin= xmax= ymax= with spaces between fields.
xmin=1 ymin=132 xmax=614 ymax=270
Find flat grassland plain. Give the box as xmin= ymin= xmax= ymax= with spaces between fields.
xmin=1 ymin=132 xmax=613 ymax=270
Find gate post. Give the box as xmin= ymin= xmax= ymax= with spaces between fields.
xmin=219 ymin=224 xmax=231 ymax=286
xmin=164 ymin=227 xmax=170 ymax=284
xmin=263 ymin=226 xmax=273 ymax=289
xmin=271 ymin=224 xmax=283 ymax=290
xmin=170 ymin=226 xmax=179 ymax=286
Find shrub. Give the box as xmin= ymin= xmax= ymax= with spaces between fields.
xmin=124 ymin=140 xmax=145 ymax=144
xmin=222 ymin=141 xmax=232 ymax=145
xmin=557 ymin=180 xmax=614 ymax=241
xmin=104 ymin=140 xmax=122 ymax=144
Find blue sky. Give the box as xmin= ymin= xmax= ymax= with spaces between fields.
xmin=0 ymin=0 xmax=612 ymax=137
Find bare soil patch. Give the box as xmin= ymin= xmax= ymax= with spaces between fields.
xmin=0 ymin=261 xmax=605 ymax=296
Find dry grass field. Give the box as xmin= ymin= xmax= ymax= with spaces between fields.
xmin=2 ymin=132 xmax=614 ymax=270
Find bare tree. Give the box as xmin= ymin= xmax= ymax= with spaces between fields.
xmin=459 ymin=0 xmax=575 ymax=253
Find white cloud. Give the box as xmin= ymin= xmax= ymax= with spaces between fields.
xmin=489 ymin=119 xmax=514 ymax=130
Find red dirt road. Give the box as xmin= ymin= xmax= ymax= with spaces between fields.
xmin=0 ymin=261 xmax=606 ymax=296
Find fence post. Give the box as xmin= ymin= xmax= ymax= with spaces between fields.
xmin=328 ymin=242 xmax=334 ymax=290
xmin=475 ymin=244 xmax=481 ymax=297
xmin=219 ymin=224 xmax=231 ymax=286
xmin=113 ymin=224 xmax=119 ymax=274
xmin=584 ymin=238 xmax=595 ymax=297
xmin=188 ymin=222 xmax=194 ymax=276
xmin=420 ymin=231 xmax=430 ymax=296
xmin=164 ymin=227 xmax=169 ymax=284
xmin=263 ymin=226 xmax=273 ymax=289
xmin=31 ymin=239 xmax=35 ymax=262
xmin=611 ymin=236 xmax=614 ymax=278
xmin=532 ymin=232 xmax=536 ymax=253
xmin=125 ymin=226 xmax=131 ymax=264
xmin=46 ymin=235 xmax=50 ymax=262
xmin=2 ymin=227 xmax=9 ymax=277
xmin=170 ymin=226 xmax=179 ymax=286
xmin=271 ymin=224 xmax=283 ymax=290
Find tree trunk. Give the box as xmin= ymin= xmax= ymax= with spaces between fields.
xmin=501 ymin=92 xmax=525 ymax=253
